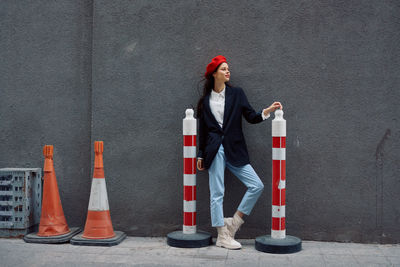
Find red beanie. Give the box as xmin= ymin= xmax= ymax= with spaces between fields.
xmin=205 ymin=55 xmax=227 ymax=77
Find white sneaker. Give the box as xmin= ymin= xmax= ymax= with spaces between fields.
xmin=224 ymin=213 xmax=244 ymax=239
xmin=216 ymin=225 xmax=242 ymax=250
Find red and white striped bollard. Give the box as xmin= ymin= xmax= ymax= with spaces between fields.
xmin=183 ymin=109 xmax=197 ymax=234
xmin=166 ymin=109 xmax=212 ymax=248
xmin=255 ymin=109 xmax=301 ymax=253
xmin=271 ymin=109 xmax=286 ymax=239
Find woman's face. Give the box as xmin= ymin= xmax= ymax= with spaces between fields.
xmin=213 ymin=62 xmax=230 ymax=83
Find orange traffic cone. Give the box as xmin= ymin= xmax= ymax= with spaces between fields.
xmin=37 ymin=145 xmax=70 ymax=236
xmin=71 ymin=141 xmax=126 ymax=246
xmin=82 ymin=141 xmax=115 ymax=239
xmin=24 ymin=145 xmax=81 ymax=244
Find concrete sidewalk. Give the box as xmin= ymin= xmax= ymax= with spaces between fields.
xmin=0 ymin=237 xmax=399 ymax=266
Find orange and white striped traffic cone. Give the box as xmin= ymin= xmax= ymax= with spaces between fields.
xmin=24 ymin=145 xmax=81 ymax=244
xmin=82 ymin=141 xmax=115 ymax=239
xmin=71 ymin=141 xmax=126 ymax=246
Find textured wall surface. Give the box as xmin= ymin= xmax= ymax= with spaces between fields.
xmin=0 ymin=0 xmax=93 ymax=229
xmin=1 ymin=0 xmax=399 ymax=243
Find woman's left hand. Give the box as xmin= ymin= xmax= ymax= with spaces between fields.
xmin=263 ymin=102 xmax=283 ymax=117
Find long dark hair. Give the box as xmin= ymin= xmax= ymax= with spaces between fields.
xmin=196 ymin=64 xmax=232 ymax=117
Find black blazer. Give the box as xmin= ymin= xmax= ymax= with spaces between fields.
xmin=198 ymin=86 xmax=265 ymax=169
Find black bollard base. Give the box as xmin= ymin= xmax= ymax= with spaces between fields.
xmin=167 ymin=230 xmax=212 ymax=248
xmin=255 ymin=235 xmax=302 ymax=254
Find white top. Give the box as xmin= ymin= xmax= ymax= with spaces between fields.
xmin=210 ymin=87 xmax=226 ymax=128
xmin=209 ymin=86 xmax=270 ymax=128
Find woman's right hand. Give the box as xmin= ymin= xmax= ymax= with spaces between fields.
xmin=197 ymin=159 xmax=205 ymax=171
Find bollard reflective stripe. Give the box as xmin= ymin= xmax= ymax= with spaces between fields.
xmin=183 ymin=174 xmax=196 ymax=186
xmin=183 ymin=109 xmax=197 ymax=234
xmin=271 ymin=110 xmax=286 ymax=239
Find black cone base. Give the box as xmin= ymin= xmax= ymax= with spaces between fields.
xmin=167 ymin=230 xmax=212 ymax=248
xmin=255 ymin=235 xmax=302 ymax=254
xmin=70 ymin=231 xmax=126 ymax=247
xmin=24 ymin=227 xmax=81 ymax=244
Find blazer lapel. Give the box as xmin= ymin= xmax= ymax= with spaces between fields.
xmin=223 ymin=86 xmax=233 ymax=130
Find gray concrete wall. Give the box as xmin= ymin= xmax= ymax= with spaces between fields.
xmin=0 ymin=0 xmax=93 ymax=229
xmin=1 ymin=0 xmax=399 ymax=243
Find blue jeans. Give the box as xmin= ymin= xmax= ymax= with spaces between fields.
xmin=208 ymin=144 xmax=264 ymax=227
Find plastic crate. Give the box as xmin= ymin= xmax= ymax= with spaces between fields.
xmin=0 ymin=168 xmax=42 ymax=237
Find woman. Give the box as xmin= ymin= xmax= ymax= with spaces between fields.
xmin=197 ymin=55 xmax=282 ymax=249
